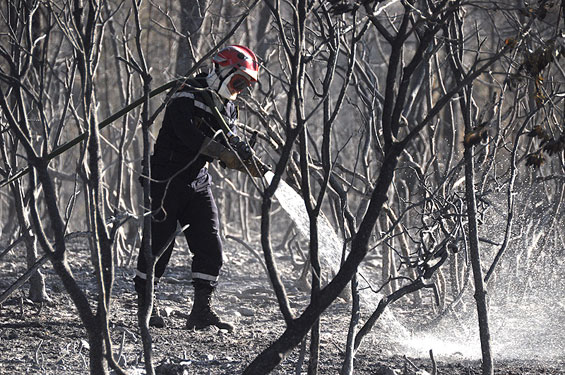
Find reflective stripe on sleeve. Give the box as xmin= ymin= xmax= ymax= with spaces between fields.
xmin=170 ymin=92 xmax=214 ymax=115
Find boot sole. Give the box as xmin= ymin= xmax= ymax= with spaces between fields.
xmin=186 ymin=322 xmax=234 ymax=332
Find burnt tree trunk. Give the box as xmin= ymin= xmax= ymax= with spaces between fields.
xmin=464 ymin=138 xmax=494 ymax=375
xmin=176 ymin=0 xmax=209 ymax=75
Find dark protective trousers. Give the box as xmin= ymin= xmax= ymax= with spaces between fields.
xmin=135 ymin=161 xmax=223 ymax=286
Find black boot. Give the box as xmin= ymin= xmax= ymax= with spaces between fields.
xmin=186 ymin=280 xmax=233 ymax=332
xmin=134 ymin=277 xmax=166 ymax=328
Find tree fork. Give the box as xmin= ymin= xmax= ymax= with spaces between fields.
xmin=244 ymin=151 xmax=400 ymax=374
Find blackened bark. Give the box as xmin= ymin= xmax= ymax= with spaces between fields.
xmin=243 ymin=150 xmax=400 ymax=374
xmin=176 ymin=0 xmax=208 ymax=75
xmin=11 ymin=183 xmax=49 ymax=303
xmin=339 ymin=273 xmax=359 ymax=375
xmin=464 ymin=143 xmax=494 ymax=375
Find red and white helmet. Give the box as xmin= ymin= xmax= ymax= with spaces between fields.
xmin=208 ymin=45 xmax=259 ymax=100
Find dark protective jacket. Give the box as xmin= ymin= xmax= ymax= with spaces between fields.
xmin=134 ymin=74 xmax=235 ymax=284
xmin=152 ymin=73 xmax=238 ymax=180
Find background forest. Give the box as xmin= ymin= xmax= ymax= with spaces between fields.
xmin=0 ymin=0 xmax=564 ymax=374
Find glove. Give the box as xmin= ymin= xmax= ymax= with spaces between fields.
xmin=219 ymin=150 xmax=266 ymax=178
xmin=219 ymin=148 xmax=244 ymax=170
xmin=229 ymin=136 xmax=253 ymax=161
xmin=220 ymin=134 xmax=269 ymax=177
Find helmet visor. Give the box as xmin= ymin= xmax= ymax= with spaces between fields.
xmin=227 ymin=73 xmax=254 ymax=94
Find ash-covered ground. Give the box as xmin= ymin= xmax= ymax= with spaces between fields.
xmin=0 ymin=234 xmax=564 ymax=374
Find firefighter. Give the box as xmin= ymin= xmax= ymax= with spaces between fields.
xmin=134 ymin=45 xmax=262 ymax=331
